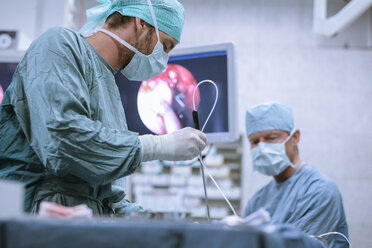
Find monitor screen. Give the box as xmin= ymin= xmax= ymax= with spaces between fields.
xmin=0 ymin=43 xmax=238 ymax=143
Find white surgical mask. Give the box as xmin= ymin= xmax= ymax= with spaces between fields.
xmin=99 ymin=0 xmax=169 ymax=81
xmin=251 ymin=130 xmax=295 ymax=176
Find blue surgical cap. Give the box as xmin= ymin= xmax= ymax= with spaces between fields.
xmin=245 ymin=102 xmax=294 ymax=137
xmin=80 ymin=0 xmax=185 ymax=43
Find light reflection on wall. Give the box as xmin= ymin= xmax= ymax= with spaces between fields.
xmin=137 ymin=64 xmax=200 ymax=135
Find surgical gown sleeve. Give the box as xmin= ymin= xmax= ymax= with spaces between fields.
xmin=11 ymin=28 xmax=142 ymax=186
xmin=287 ymin=181 xmax=348 ymax=247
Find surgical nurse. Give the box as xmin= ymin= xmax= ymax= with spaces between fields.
xmin=244 ymin=102 xmax=348 ymax=248
xmin=0 ymin=0 xmax=206 ymax=216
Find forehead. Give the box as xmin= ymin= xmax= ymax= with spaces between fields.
xmin=248 ymin=129 xmax=289 ymax=140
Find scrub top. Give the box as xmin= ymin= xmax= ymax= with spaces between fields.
xmin=0 ymin=27 xmax=142 ymax=216
xmin=245 ymin=166 xmax=349 ymax=248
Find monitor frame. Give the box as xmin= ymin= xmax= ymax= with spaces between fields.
xmin=0 ymin=50 xmax=25 ymax=63
xmin=169 ymin=42 xmax=238 ymax=143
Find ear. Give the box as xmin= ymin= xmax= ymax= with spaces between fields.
xmin=291 ymin=129 xmax=301 ymax=145
xmin=134 ymin=17 xmax=146 ymax=34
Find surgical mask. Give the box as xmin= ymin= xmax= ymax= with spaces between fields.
xmin=99 ymin=0 xmax=169 ymax=81
xmin=251 ymin=130 xmax=295 ymax=176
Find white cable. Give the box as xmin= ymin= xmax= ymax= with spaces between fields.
xmin=192 ymin=80 xmax=218 ymax=132
xmin=199 ymin=156 xmax=238 ymax=217
xmin=192 ymin=80 xmax=238 ymax=217
xmin=314 ymin=232 xmax=352 ymax=248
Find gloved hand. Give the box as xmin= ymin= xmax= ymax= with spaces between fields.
xmin=139 ymin=127 xmax=207 ymax=162
xmin=38 ymin=202 xmax=93 ymax=218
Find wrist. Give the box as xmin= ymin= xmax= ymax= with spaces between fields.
xmin=138 ymin=134 xmax=175 ymax=162
xmin=138 ymin=135 xmax=156 ymax=162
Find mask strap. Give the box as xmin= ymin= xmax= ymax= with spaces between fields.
xmin=284 ymin=128 xmax=297 ymax=143
xmin=286 ymin=128 xmax=303 ymax=168
xmin=292 ymin=161 xmax=306 ymax=168
xmin=146 ymin=0 xmax=161 ymax=42
xmin=99 ymin=28 xmax=141 ymax=54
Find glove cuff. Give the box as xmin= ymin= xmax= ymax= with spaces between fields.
xmin=138 ymin=134 xmax=175 ymax=162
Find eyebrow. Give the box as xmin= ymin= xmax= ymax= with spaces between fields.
xmin=265 ymin=133 xmax=280 ymax=138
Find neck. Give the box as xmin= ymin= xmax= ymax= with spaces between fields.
xmin=85 ymin=30 xmax=134 ymax=71
xmin=274 ymin=156 xmax=303 ymax=183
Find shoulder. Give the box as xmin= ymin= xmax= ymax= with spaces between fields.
xmin=297 ymin=166 xmax=342 ymax=201
xmin=301 ymin=166 xmax=338 ymax=189
xmin=29 ymin=27 xmax=86 ymax=57
xmin=39 ymin=27 xmax=81 ymax=44
xmin=20 ymin=27 xmax=90 ymax=73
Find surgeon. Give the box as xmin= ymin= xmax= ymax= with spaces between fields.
xmin=0 ymin=0 xmax=207 ymax=216
xmin=244 ymin=102 xmax=349 ymax=248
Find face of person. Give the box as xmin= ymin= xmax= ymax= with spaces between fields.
xmin=248 ymin=129 xmax=299 ymax=162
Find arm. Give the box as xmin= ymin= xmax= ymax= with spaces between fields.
xmin=289 ymin=182 xmax=348 ymax=247
xmin=11 ymin=32 xmax=141 ymax=186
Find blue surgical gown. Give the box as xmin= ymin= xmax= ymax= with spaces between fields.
xmin=0 ymin=27 xmax=142 ymax=215
xmin=244 ymin=166 xmax=349 ymax=248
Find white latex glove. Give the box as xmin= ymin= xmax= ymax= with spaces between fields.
xmin=139 ymin=127 xmax=207 ymax=162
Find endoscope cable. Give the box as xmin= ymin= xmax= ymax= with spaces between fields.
xmin=192 ymin=80 xmax=238 ymax=220
xmin=310 ymin=232 xmax=352 ymax=248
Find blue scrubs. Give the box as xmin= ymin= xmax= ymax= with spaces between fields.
xmin=245 ymin=166 xmax=348 ymax=248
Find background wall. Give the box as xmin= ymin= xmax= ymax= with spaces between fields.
xmin=177 ymin=0 xmax=371 ymax=247
xmin=1 ymin=0 xmax=371 ymax=246
xmin=0 ymin=0 xmax=73 ymax=50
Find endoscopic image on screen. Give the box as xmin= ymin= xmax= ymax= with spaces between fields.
xmin=137 ymin=64 xmax=200 ymax=135
xmin=115 ymin=51 xmax=229 ymax=136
